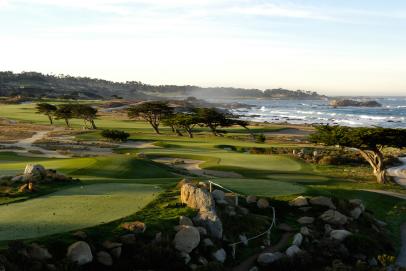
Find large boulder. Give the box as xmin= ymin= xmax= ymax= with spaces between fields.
xmin=320 ymin=210 xmax=348 ymax=225
xmin=330 ymin=230 xmax=352 ymax=241
xmin=309 ymin=196 xmax=336 ymax=209
xmin=289 ymin=196 xmax=308 ymax=207
xmin=66 ymin=241 xmax=93 ymax=266
xmin=173 ymin=226 xmax=200 ymax=253
xmin=179 ymin=216 xmax=193 ymax=226
xmin=194 ymin=211 xmax=223 ymax=239
xmin=23 ymin=164 xmax=46 ymax=182
xmin=181 ymin=183 xmax=215 ymax=211
xmin=257 ymin=252 xmax=284 ymax=266
xmin=96 ymin=251 xmax=113 ymax=266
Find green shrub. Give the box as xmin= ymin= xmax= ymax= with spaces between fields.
xmin=101 ymin=129 xmax=130 ymax=142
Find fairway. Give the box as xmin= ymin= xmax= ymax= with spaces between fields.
xmin=0 ymin=183 xmax=160 ymax=241
xmin=212 ymin=178 xmax=306 ymax=197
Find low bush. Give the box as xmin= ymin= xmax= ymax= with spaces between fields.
xmin=101 ymin=129 xmax=130 ymax=142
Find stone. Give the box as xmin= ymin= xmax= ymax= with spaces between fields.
xmin=197 ymin=227 xmax=207 ymax=236
xmin=102 ymin=241 xmax=122 ymax=250
xmin=324 ymin=224 xmax=333 ymax=235
xmin=179 ymin=252 xmax=191 ymax=264
xmin=194 ymin=210 xmax=223 ymax=239
xmin=73 ymin=231 xmax=87 ymax=239
xmin=257 ymin=252 xmax=284 ymax=265
xmin=212 ymin=189 xmax=225 ymax=201
xmin=28 ymin=243 xmax=52 ymax=260
xmin=238 ymin=206 xmax=249 ymax=215
xmin=292 ymin=233 xmax=303 ymax=246
xmin=300 ymin=226 xmax=310 ymax=236
xmin=257 ymin=198 xmax=269 ymax=209
xmin=121 ymin=221 xmax=146 ymax=233
xmin=179 ymin=216 xmax=194 ymax=226
xmin=349 ymin=199 xmax=364 ymax=211
xmin=350 ymin=207 xmax=362 ymax=219
xmin=203 ymin=238 xmax=214 ymax=247
xmin=246 ymin=195 xmax=257 ymax=204
xmin=198 ymin=256 xmax=209 ymax=265
xmin=120 ymin=234 xmax=136 ymax=244
xmin=66 ymin=241 xmax=93 ymax=266
xmin=286 ymin=245 xmax=301 ymax=257
xmin=289 ymin=196 xmax=308 ymax=207
xmin=212 ymin=248 xmax=226 ymax=263
xmin=110 ymin=247 xmax=122 ymax=259
xmin=173 ymin=226 xmax=200 ymax=253
xmin=320 ymin=210 xmax=348 ymax=225
xmin=330 ymin=230 xmax=352 ymax=241
xmin=309 ymin=196 xmax=336 ymax=209
xmin=297 ymin=216 xmax=314 ymax=224
xmin=181 ymin=183 xmax=215 ymax=211
xmin=96 ymin=251 xmax=113 ymax=266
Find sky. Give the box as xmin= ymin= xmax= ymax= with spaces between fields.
xmin=0 ymin=0 xmax=406 ymax=95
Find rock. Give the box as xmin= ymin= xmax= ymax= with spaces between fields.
xmin=197 ymin=227 xmax=207 ymax=236
xmin=320 ymin=210 xmax=348 ymax=225
xmin=239 ymin=234 xmax=248 ymax=246
xmin=330 ymin=99 xmax=381 ymax=108
xmin=24 ymin=164 xmax=46 ymax=178
xmin=286 ymin=245 xmax=301 ymax=257
xmin=198 ymin=256 xmax=208 ymax=265
xmin=212 ymin=248 xmax=226 ymax=263
xmin=324 ymin=224 xmax=333 ymax=235
xmin=350 ymin=207 xmax=362 ymax=219
xmin=194 ymin=210 xmax=223 ymax=239
xmin=368 ymin=257 xmax=378 ymax=266
xmin=121 ymin=221 xmax=146 ymax=233
xmin=212 ymin=189 xmax=225 ymax=201
xmin=297 ymin=216 xmax=314 ymax=224
xmin=246 ymin=195 xmax=257 ymax=204
xmin=249 ymin=267 xmax=259 ymax=271
xmin=330 ymin=230 xmax=352 ymax=241
xmin=120 ymin=234 xmax=136 ymax=245
xmin=72 ymin=231 xmax=87 ymax=239
xmin=289 ymin=196 xmax=308 ymax=207
xmin=66 ymin=241 xmax=93 ymax=266
xmin=179 ymin=216 xmax=194 ymax=226
xmin=203 ymin=238 xmax=214 ymax=247
xmin=154 ymin=232 xmax=162 ymax=243
xmin=102 ymin=241 xmax=122 ymax=250
xmin=173 ymin=226 xmax=200 ymax=253
xmin=110 ymin=247 xmax=122 ymax=259
xmin=300 ymin=226 xmax=310 ymax=236
xmin=28 ymin=243 xmax=52 ymax=260
xmin=309 ymin=196 xmax=336 ymax=209
xmin=292 ymin=233 xmax=303 ymax=246
xmin=238 ymin=206 xmax=249 ymax=215
xmin=96 ymin=251 xmax=113 ymax=266
xmin=179 ymin=252 xmax=191 ymax=264
xmin=257 ymin=252 xmax=284 ymax=265
xmin=181 ymin=183 xmax=215 ymax=211
xmin=257 ymin=198 xmax=269 ymax=209
xmin=277 ymin=223 xmax=294 ymax=232
xmin=298 ymin=207 xmax=312 ymax=212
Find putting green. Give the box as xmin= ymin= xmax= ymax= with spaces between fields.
xmin=0 ymin=183 xmax=160 ymax=241
xmin=212 ymin=178 xmax=306 ymax=197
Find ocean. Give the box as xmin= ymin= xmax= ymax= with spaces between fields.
xmin=209 ymin=97 xmax=406 ymax=128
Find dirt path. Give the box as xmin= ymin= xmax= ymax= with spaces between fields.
xmin=387 ymin=157 xmax=406 ymax=188
xmin=152 ymin=157 xmax=242 ymax=178
xmin=232 ymin=233 xmax=292 ymax=271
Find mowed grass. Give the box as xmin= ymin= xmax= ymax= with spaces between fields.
xmin=0 ymin=183 xmax=160 ymax=241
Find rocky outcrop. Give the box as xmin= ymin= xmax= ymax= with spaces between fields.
xmin=173 ymin=226 xmax=200 ymax=253
xmin=181 ymin=183 xmax=215 ymax=212
xmin=329 ymin=99 xmax=382 ymax=107
xmin=66 ymin=241 xmax=93 ymax=266
xmin=194 ymin=210 xmax=223 ymax=239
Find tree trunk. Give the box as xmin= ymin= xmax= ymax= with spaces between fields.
xmin=90 ymin=120 xmax=97 ymax=129
xmin=175 ymin=129 xmax=183 ymax=136
xmin=64 ymin=118 xmax=70 ymax=128
xmin=208 ymin=125 xmax=217 ymax=136
xmin=150 ymin=123 xmax=160 ymax=134
xmin=359 ymin=149 xmax=387 ymax=184
xmin=186 ymin=128 xmax=193 ymax=138
xmin=47 ymin=115 xmax=53 ymax=125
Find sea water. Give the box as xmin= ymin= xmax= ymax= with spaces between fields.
xmin=211 ymin=97 xmax=406 ymax=128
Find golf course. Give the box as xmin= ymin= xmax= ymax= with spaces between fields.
xmin=0 ymin=101 xmax=405 ymax=270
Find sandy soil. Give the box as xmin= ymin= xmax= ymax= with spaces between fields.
xmin=152 ymin=157 xmax=242 ymax=178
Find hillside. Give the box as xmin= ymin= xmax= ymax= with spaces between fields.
xmin=0 ymin=71 xmax=326 ymax=100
